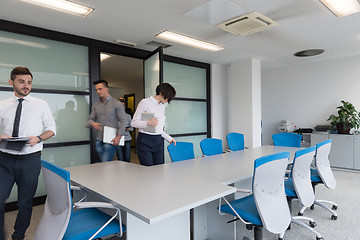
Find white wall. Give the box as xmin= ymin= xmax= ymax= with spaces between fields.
xmin=262 ymin=56 xmax=360 ymax=145
xmin=211 ymin=63 xmax=228 ymax=149
xmin=228 ymin=59 xmax=262 ymax=148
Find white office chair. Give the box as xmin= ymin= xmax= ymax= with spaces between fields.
xmin=299 ymin=139 xmax=338 ymax=220
xmin=279 ymin=146 xmax=323 ymax=240
xmin=218 ymin=152 xmax=291 ymax=240
xmin=34 ymin=160 xmax=125 ymax=240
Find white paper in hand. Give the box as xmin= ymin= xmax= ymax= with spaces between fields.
xmin=103 ymin=126 xmax=125 ymax=146
xmin=142 ymin=112 xmax=156 ymax=133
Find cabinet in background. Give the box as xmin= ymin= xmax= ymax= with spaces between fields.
xmin=311 ymin=133 xmax=359 ymax=170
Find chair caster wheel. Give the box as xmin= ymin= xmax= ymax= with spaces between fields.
xmin=332 ymin=205 xmax=338 ymax=210
xmin=298 ymin=212 xmax=303 ymax=216
xmin=331 ymin=215 xmax=337 ymax=220
xmin=316 ymin=237 xmax=323 ymax=240
xmin=278 ymin=238 xmax=284 ymax=240
xmin=309 ymin=221 xmax=317 ymax=228
xmin=310 ymin=205 xmax=315 ymax=210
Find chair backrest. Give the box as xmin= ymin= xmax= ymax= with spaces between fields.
xmin=291 ymin=146 xmax=316 ymax=207
xmin=34 ymin=160 xmax=72 ymax=240
xmin=226 ymin=132 xmax=245 ymax=151
xmin=200 ymin=138 xmax=223 ymax=156
xmin=315 ymin=139 xmax=336 ymax=189
xmin=252 ymin=152 xmax=291 ymax=234
xmin=167 ymin=142 xmax=195 ymax=162
xmin=272 ymin=132 xmax=302 ymax=147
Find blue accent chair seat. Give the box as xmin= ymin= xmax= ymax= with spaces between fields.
xmin=167 ymin=141 xmax=195 ymax=162
xmin=200 ymin=138 xmax=223 ymax=156
xmin=272 ymin=132 xmax=302 ymax=147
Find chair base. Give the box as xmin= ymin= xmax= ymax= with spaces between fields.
xmin=243 ymin=224 xmax=263 ymax=240
xmin=279 ymin=216 xmax=323 ymax=240
xmin=299 ymin=199 xmax=338 ymax=220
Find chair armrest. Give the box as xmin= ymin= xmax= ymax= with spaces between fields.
xmin=218 ymin=197 xmax=252 ymax=225
xmin=236 ymin=188 xmax=252 ymax=193
xmin=74 ymin=201 xmax=118 ymax=210
xmin=70 ymin=185 xmax=87 ymax=204
xmin=74 ymin=201 xmax=124 ymax=237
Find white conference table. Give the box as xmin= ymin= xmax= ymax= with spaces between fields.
xmin=155 ymin=145 xmax=300 ymax=240
xmin=66 ymin=145 xmax=300 ymax=240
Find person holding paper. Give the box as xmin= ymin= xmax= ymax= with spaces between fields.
xmin=131 ymin=83 xmax=176 ymax=166
xmin=116 ymin=98 xmax=133 ymax=162
xmin=0 ymin=67 xmax=56 ymax=240
xmin=87 ymin=80 xmax=127 ymax=162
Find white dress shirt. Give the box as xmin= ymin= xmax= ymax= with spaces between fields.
xmin=0 ymin=95 xmax=56 ymax=155
xmin=131 ymin=96 xmax=172 ymax=142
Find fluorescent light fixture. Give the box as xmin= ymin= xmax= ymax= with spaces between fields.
xmin=320 ymin=0 xmax=360 ymax=17
xmin=156 ymin=31 xmax=224 ymax=52
xmin=22 ymin=0 xmax=94 ymax=17
xmin=100 ymin=53 xmax=111 ymax=61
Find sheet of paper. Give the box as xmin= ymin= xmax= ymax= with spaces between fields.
xmin=103 ymin=126 xmax=125 ymax=146
xmin=142 ymin=112 xmax=156 ymax=133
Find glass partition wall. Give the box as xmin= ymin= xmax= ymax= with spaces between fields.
xmin=163 ymin=59 xmax=210 ymax=162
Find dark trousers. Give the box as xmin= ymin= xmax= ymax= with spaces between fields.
xmin=136 ymin=133 xmax=164 ymax=166
xmin=117 ymin=140 xmax=131 ymax=162
xmin=0 ymin=151 xmax=41 ymax=240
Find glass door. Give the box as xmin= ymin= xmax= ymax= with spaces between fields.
xmin=144 ymin=47 xmax=163 ymax=97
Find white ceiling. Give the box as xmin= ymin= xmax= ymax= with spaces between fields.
xmin=1 ymin=0 xmax=360 ymax=71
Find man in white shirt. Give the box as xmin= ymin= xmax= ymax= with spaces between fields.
xmin=0 ymin=67 xmax=56 ymax=240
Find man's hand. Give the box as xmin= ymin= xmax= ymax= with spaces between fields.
xmin=0 ymin=134 xmax=11 ymax=141
xmin=170 ymin=139 xmax=176 ymax=146
xmin=27 ymin=136 xmax=40 ymax=147
xmin=90 ymin=122 xmax=102 ymax=131
xmin=147 ymin=117 xmax=159 ymax=127
xmin=111 ymin=135 xmax=121 ymax=146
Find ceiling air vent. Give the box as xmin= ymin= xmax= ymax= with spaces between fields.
xmin=146 ymin=41 xmax=172 ymax=49
xmin=216 ymin=12 xmax=278 ymax=36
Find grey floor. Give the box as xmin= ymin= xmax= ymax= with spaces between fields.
xmin=4 ymin=169 xmax=360 ymax=240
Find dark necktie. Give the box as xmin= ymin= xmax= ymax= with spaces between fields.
xmin=12 ymin=98 xmax=24 ymax=137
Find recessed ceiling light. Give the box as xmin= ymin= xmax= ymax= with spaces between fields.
xmin=293 ymin=49 xmax=324 ymax=57
xmin=320 ymin=0 xmax=360 ymax=17
xmin=22 ymin=0 xmax=94 ymax=17
xmin=156 ymin=31 xmax=224 ymax=52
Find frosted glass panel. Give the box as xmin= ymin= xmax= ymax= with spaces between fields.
xmin=0 ymin=92 xmax=90 ymax=142
xmin=164 ymin=61 xmax=206 ymax=99
xmin=165 ymin=100 xmax=207 ymax=134
xmin=6 ymin=145 xmax=90 ymax=203
xmin=0 ymin=30 xmax=89 ymax=91
xmin=144 ymin=52 xmax=160 ymax=98
xmin=164 ymin=134 xmax=207 ymax=163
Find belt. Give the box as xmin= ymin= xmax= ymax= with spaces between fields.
xmin=0 ymin=150 xmax=41 ymax=160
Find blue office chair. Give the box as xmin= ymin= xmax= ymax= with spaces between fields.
xmin=167 ymin=141 xmax=195 ymax=162
xmin=218 ymin=152 xmax=291 ymax=240
xmin=299 ymin=139 xmax=338 ymax=220
xmin=34 ymin=160 xmax=125 ymax=240
xmin=272 ymin=132 xmax=302 ymax=147
xmin=200 ymin=138 xmax=223 ymax=156
xmin=280 ymin=146 xmax=323 ymax=240
xmin=226 ymin=132 xmax=245 ymax=151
